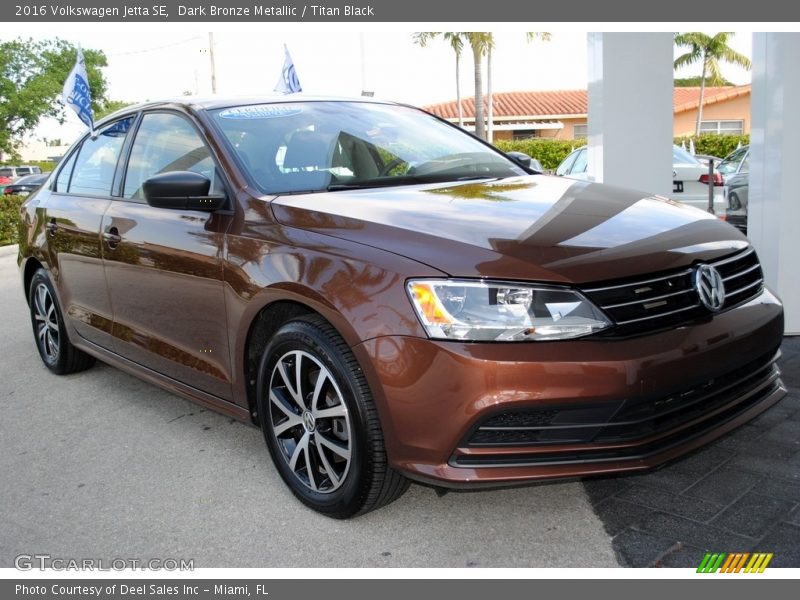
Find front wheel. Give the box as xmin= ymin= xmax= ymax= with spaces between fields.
xmin=256 ymin=315 xmax=409 ymax=518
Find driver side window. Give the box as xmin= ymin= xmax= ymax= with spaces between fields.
xmin=123 ymin=112 xmax=224 ymax=201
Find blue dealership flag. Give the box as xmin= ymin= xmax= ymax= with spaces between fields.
xmin=274 ymin=44 xmax=302 ymax=94
xmin=62 ymin=46 xmax=94 ymax=133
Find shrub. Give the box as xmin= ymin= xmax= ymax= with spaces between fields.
xmin=673 ymin=134 xmax=749 ymax=159
xmin=0 ymin=194 xmax=25 ymax=246
xmin=494 ymin=134 xmax=750 ymax=170
xmin=0 ymin=160 xmax=58 ymax=172
xmin=494 ymin=139 xmax=583 ymax=170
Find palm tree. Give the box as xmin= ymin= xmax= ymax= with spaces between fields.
xmin=413 ymin=32 xmax=465 ymax=127
xmin=486 ymin=32 xmax=550 ymax=143
xmin=674 ymin=32 xmax=751 ymax=137
xmin=414 ymin=32 xmax=550 ymax=141
xmin=466 ymin=33 xmax=493 ymax=140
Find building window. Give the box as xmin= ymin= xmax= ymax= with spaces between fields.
xmin=572 ymin=124 xmax=588 ymax=138
xmin=699 ymin=120 xmax=744 ymax=135
xmin=512 ymin=130 xmax=539 ymax=140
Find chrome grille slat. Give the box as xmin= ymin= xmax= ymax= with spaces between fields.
xmin=726 ymin=278 xmax=763 ymax=297
xmin=613 ymin=303 xmax=701 ymax=325
xmin=581 ymin=247 xmax=764 ymax=335
xmin=582 ymin=269 xmax=692 ymax=293
xmin=722 ymin=263 xmax=760 ymax=282
xmin=710 ymin=246 xmax=754 ymax=267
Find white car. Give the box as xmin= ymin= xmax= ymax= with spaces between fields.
xmin=555 ymin=145 xmax=725 ymax=214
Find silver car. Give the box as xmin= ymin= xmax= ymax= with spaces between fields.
xmin=719 ymin=145 xmax=750 ymax=234
xmin=555 ymin=145 xmax=725 ymax=213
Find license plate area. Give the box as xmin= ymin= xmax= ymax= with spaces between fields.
xmin=673 ymin=181 xmax=684 ymax=193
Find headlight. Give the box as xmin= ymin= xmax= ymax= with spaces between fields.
xmin=407 ymin=279 xmax=610 ymax=342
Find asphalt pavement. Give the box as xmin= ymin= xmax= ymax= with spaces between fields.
xmin=0 ymin=246 xmax=618 ymax=568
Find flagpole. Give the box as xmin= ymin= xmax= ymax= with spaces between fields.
xmin=208 ymin=32 xmax=217 ymax=94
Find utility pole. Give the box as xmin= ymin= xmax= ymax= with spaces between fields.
xmin=208 ymin=32 xmax=217 ymax=94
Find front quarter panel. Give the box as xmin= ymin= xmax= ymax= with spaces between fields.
xmin=224 ymin=196 xmax=444 ymax=411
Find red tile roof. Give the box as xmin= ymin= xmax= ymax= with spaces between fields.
xmin=424 ymin=85 xmax=751 ymax=120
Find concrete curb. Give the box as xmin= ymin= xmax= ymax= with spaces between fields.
xmin=0 ymin=244 xmax=18 ymax=258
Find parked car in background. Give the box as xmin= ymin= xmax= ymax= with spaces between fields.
xmin=18 ymin=96 xmax=784 ymax=517
xmin=719 ymin=145 xmax=750 ymax=234
xmin=694 ymin=154 xmax=723 ymax=169
xmin=3 ymin=173 xmax=50 ymax=197
xmin=555 ymin=145 xmax=725 ymax=213
xmin=0 ymin=165 xmax=42 ymax=181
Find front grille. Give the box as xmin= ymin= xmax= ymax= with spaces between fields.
xmin=581 ymin=247 xmax=763 ymax=337
xmin=457 ymin=349 xmax=782 ymax=466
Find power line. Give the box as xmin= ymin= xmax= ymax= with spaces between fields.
xmin=107 ymin=36 xmax=202 ymax=57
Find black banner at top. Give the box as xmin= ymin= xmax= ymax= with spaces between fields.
xmin=4 ymin=0 xmax=800 ymax=22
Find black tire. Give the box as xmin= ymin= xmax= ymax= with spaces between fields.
xmin=256 ymin=315 xmax=409 ymax=518
xmin=28 ymin=268 xmax=95 ymax=375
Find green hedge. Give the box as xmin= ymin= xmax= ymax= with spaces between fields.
xmin=673 ymin=135 xmax=749 ymax=159
xmin=494 ymin=139 xmax=583 ymax=170
xmin=495 ymin=135 xmax=750 ymax=169
xmin=0 ymin=160 xmax=58 ymax=172
xmin=1 ymin=195 xmax=24 ymax=246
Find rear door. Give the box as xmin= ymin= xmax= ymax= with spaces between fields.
xmin=102 ymin=110 xmax=234 ymax=400
xmin=39 ymin=116 xmax=135 ymax=349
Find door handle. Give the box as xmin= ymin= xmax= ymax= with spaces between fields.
xmin=102 ymin=227 xmax=122 ymax=248
xmin=45 ymin=220 xmax=58 ymax=235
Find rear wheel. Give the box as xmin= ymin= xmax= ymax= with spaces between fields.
xmin=256 ymin=315 xmax=409 ymax=518
xmin=28 ymin=269 xmax=95 ymax=375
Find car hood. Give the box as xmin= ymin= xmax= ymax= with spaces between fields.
xmin=270 ymin=175 xmax=748 ymax=283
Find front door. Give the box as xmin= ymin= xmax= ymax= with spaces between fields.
xmin=102 ymin=111 xmax=234 ymax=400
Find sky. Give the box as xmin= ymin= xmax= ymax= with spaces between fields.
xmin=1 ymin=26 xmax=754 ymax=143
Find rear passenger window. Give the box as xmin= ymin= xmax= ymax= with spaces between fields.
xmin=67 ymin=117 xmax=134 ymax=196
xmin=54 ymin=152 xmax=77 ymax=193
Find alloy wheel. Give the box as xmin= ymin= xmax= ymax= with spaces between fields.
xmin=33 ymin=282 xmax=59 ymax=362
xmin=268 ymin=350 xmax=352 ymax=493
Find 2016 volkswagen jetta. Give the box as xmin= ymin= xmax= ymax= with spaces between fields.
xmin=18 ymin=97 xmax=786 ymax=517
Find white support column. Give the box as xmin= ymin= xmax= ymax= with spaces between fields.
xmin=587 ymin=33 xmax=673 ymax=196
xmin=749 ymin=33 xmax=800 ymax=335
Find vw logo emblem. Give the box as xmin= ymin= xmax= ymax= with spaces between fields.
xmin=302 ymin=411 xmax=316 ymax=432
xmin=694 ymin=264 xmax=726 ymax=311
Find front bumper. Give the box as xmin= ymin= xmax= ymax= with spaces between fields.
xmin=353 ymin=288 xmax=785 ymax=487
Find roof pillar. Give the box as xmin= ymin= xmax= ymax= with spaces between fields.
xmin=587 ymin=33 xmax=673 ymax=196
xmin=749 ymin=33 xmax=800 ymax=334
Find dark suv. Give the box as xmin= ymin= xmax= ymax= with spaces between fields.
xmin=18 ymin=97 xmax=785 ymax=517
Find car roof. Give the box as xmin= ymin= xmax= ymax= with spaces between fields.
xmin=97 ymin=94 xmax=399 ymax=126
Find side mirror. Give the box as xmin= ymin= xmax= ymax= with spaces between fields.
xmin=142 ymin=171 xmax=226 ymax=211
xmin=506 ymin=151 xmax=533 ymax=170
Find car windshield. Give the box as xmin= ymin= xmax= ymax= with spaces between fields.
xmin=0 ymin=168 xmax=14 ymax=178
xmin=672 ymin=146 xmax=701 ymax=165
xmin=210 ymin=101 xmax=526 ymax=194
xmin=717 ymin=147 xmax=748 ymax=174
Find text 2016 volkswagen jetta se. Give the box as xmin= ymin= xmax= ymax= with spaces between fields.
xmin=18 ymin=97 xmax=786 ymax=517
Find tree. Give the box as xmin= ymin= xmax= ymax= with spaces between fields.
xmin=486 ymin=32 xmax=550 ymax=142
xmin=415 ymin=32 xmax=550 ymax=141
xmin=413 ymin=32 xmax=465 ymax=127
xmin=674 ymin=75 xmax=734 ymax=87
xmin=0 ymin=38 xmax=108 ymax=157
xmin=674 ymin=33 xmax=750 ymax=137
